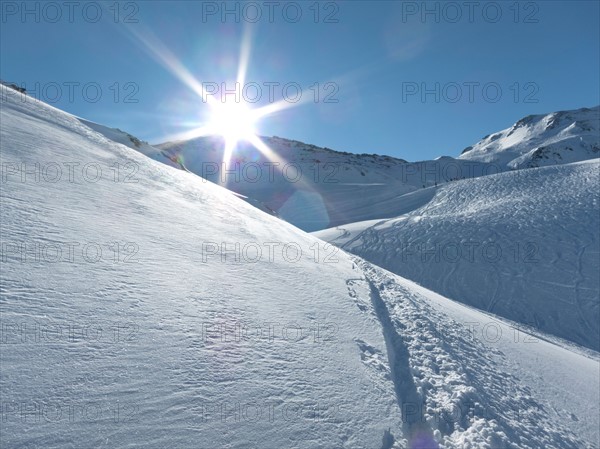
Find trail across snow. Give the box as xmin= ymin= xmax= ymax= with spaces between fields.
xmin=359 ymin=260 xmax=599 ymax=448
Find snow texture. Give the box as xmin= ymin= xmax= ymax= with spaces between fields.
xmin=1 ymin=85 xmax=599 ymax=449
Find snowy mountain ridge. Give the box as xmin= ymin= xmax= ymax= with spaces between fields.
xmin=459 ymin=105 xmax=600 ymax=169
xmin=18 ymin=79 xmax=595 ymax=233
xmin=152 ymin=105 xmax=599 ymax=231
xmin=155 ymin=136 xmax=500 ymax=231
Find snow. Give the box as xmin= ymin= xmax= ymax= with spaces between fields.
xmin=1 ymin=85 xmax=599 ymax=448
xmin=153 ymin=106 xmax=599 ymax=233
xmin=314 ymin=161 xmax=600 ymax=352
xmin=459 ymin=106 xmax=600 ymax=169
xmin=76 ymin=118 xmax=179 ymax=169
xmin=358 ymin=260 xmax=599 ymax=449
xmin=157 ymin=136 xmax=500 ymax=232
xmin=0 ymin=86 xmax=401 ymax=448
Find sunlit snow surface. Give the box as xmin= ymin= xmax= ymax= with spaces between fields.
xmin=315 ymin=159 xmax=600 ymax=352
xmin=1 ymin=86 xmax=599 ymax=448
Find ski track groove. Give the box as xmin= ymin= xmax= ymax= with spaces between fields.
xmin=355 ymin=259 xmax=589 ymax=449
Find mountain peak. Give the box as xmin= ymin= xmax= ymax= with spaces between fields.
xmin=459 ymin=106 xmax=600 ymax=168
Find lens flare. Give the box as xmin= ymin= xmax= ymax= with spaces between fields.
xmin=207 ymin=101 xmax=257 ymax=146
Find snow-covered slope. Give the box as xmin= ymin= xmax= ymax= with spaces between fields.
xmin=0 ymin=86 xmax=407 ymax=448
xmin=157 ymin=137 xmax=499 ymax=231
xmin=355 ymin=260 xmax=599 ymax=449
xmin=315 ymin=161 xmax=600 ymax=351
xmin=459 ymin=106 xmax=600 ymax=169
xmin=1 ymin=86 xmax=599 ymax=448
xmin=77 ymin=118 xmax=179 ymax=168
xmin=76 ymin=119 xmax=279 ymax=216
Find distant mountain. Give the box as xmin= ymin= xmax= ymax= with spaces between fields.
xmin=156 ymin=136 xmax=497 ymax=231
xmin=71 ymin=103 xmax=600 ymax=232
xmin=155 ymin=106 xmax=600 ymax=231
xmin=459 ymin=106 xmax=600 ymax=169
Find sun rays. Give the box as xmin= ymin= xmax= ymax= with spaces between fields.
xmin=119 ymin=22 xmax=310 ymax=170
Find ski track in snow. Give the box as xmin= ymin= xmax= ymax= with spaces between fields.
xmin=354 ymin=260 xmax=594 ymax=449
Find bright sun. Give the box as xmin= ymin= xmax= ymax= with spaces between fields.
xmin=207 ymin=101 xmax=258 ymax=147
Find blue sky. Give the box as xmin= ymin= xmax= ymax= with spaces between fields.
xmin=2 ymin=1 xmax=599 ymax=161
